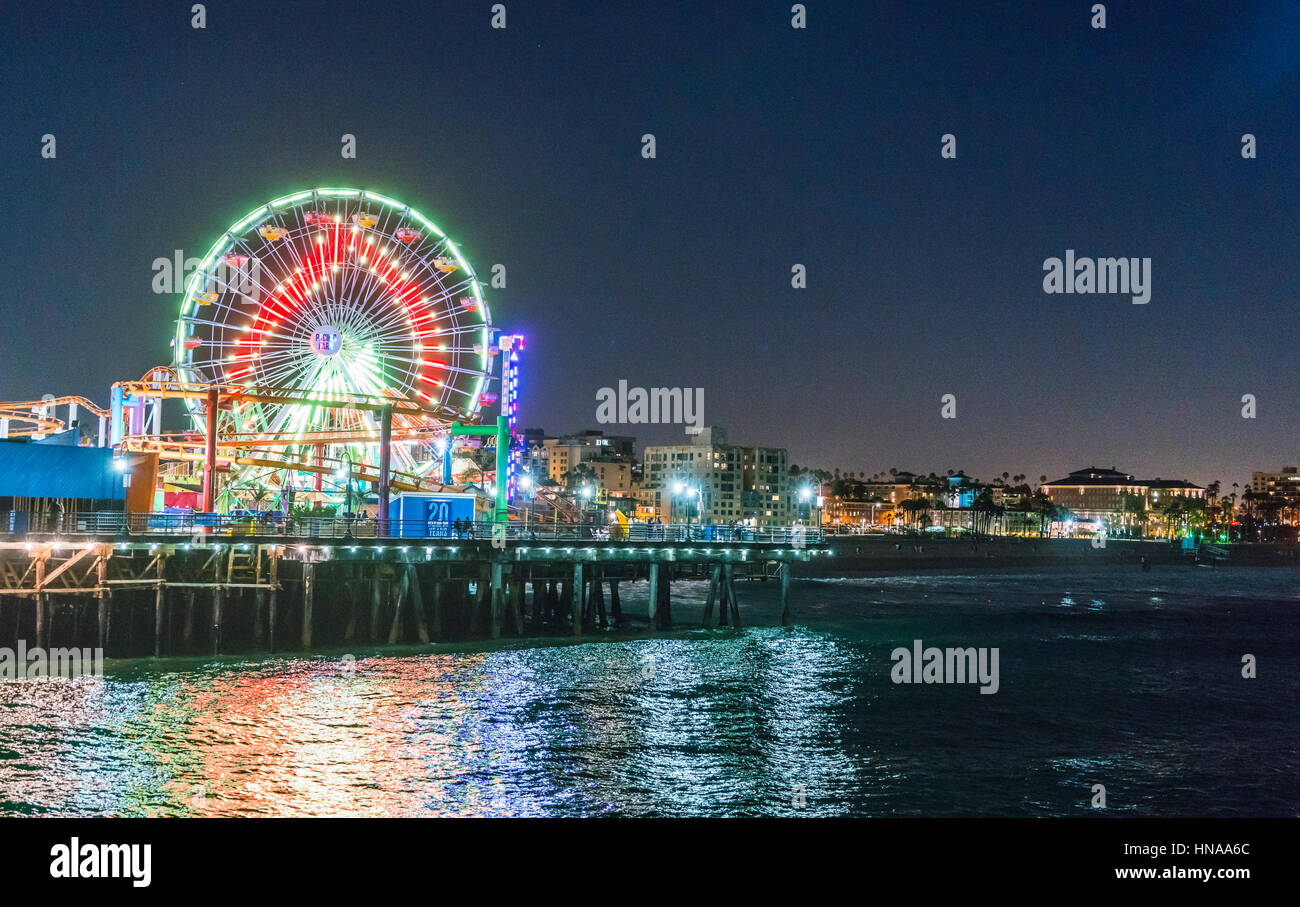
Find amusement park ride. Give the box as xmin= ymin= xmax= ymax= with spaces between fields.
xmin=1 ymin=189 xmax=527 ymax=526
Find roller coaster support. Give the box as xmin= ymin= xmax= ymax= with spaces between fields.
xmin=202 ymin=386 xmax=219 ymax=513
xmin=447 ymin=417 xmax=510 ymax=524
xmin=376 ymin=404 xmax=393 ymax=536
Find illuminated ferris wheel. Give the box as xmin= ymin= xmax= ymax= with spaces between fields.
xmin=173 ymin=188 xmax=493 ymax=477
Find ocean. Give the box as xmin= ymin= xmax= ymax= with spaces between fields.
xmin=0 ymin=566 xmax=1295 ymax=817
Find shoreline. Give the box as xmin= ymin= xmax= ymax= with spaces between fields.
xmin=796 ymin=536 xmax=1300 ymax=577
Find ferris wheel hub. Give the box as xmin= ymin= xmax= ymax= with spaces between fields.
xmin=310 ymin=329 xmax=343 ymax=357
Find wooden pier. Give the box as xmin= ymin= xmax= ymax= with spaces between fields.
xmin=0 ymin=534 xmax=825 ymax=657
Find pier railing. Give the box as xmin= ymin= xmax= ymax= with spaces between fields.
xmin=4 ymin=510 xmax=825 ymax=545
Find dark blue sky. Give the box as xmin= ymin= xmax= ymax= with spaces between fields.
xmin=1 ymin=0 xmax=1295 ymax=486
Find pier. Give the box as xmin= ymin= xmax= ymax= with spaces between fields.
xmin=0 ymin=519 xmax=828 ymax=657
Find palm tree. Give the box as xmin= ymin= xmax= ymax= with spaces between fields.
xmin=563 ymin=463 xmax=599 ymax=491
xmin=1118 ymin=491 xmax=1147 ymax=538
xmin=247 ymin=483 xmax=271 ymax=511
xmin=900 ymin=498 xmax=931 ymax=532
xmin=1183 ymin=497 xmax=1208 ymax=540
xmin=970 ymin=488 xmax=1002 ymax=537
xmin=1030 ymin=491 xmax=1057 ymax=536
xmin=1156 ymin=496 xmax=1185 ymax=537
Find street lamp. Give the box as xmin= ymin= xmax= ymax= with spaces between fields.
xmin=673 ymin=479 xmax=702 ymax=524
xmin=338 ymin=449 xmax=357 ymax=539
xmin=518 ymin=472 xmax=535 ymax=528
xmin=798 ymin=484 xmax=824 ymax=531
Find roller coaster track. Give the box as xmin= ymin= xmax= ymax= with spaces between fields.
xmin=120 ymin=431 xmax=461 ymax=494
xmin=113 ymin=374 xmax=452 ymax=419
xmin=112 ymin=370 xmax=495 ymax=495
xmin=531 ymin=484 xmax=584 ymax=523
xmin=5 ymin=370 xmax=502 ymax=502
xmin=0 ymin=396 xmax=110 ymax=437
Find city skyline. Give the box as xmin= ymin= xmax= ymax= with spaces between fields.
xmin=523 ymin=422 xmax=1284 ymax=491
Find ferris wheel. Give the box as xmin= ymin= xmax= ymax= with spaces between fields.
xmin=173 ymin=188 xmax=493 ymax=478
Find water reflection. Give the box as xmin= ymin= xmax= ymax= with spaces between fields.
xmin=0 ymin=569 xmax=1293 ymax=817
xmin=0 ymin=632 xmax=866 ymax=817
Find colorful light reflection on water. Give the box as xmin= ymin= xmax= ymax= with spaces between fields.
xmin=0 ymin=569 xmax=1295 ymax=817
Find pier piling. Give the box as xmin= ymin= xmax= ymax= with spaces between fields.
xmin=702 ymin=564 xmax=721 ymax=628
xmin=780 ymin=562 xmax=791 ymax=626
xmin=388 ymin=565 xmax=408 ymax=645
xmin=724 ymin=564 xmax=740 ymax=628
xmin=647 ymin=564 xmax=659 ymax=628
xmin=489 ymin=561 xmax=504 ymax=639
xmin=212 ymin=587 xmax=223 ymax=655
xmin=572 ymin=562 xmax=583 ymax=636
xmin=301 ymin=562 xmax=315 ymax=650
xmin=154 ymin=586 xmax=165 ymax=657
xmin=408 ymin=565 xmax=430 ymax=643
xmin=509 ymin=574 xmax=524 ymax=635
xmin=368 ymin=570 xmax=383 ymax=642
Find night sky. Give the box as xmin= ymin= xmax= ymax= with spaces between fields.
xmin=1 ymin=0 xmax=1295 ymax=487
